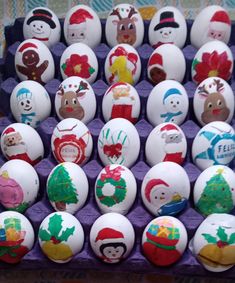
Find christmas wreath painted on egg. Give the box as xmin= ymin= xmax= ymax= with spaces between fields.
xmin=96 ymin=165 xmax=127 ymax=207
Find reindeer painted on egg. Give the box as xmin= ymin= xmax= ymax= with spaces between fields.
xmin=198 ymin=78 xmax=230 ymax=124
xmin=111 ymin=6 xmax=138 ymax=45
xmin=57 ymin=81 xmax=89 ymax=120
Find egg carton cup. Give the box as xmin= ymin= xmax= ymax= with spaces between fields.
xmin=0 ymin=18 xmax=235 ymax=277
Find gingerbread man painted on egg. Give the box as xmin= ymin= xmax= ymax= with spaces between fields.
xmin=16 ymin=42 xmax=49 ymax=84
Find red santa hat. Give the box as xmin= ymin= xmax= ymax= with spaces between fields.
xmin=18 ymin=42 xmax=38 ymax=53
xmin=69 ymin=8 xmax=94 ymax=27
xmin=105 ymin=82 xmax=129 ymax=95
xmin=2 ymin=127 xmax=16 ymax=136
xmin=95 ymin=228 xmax=124 ymax=243
xmin=148 ymin=53 xmax=163 ymax=69
xmin=145 ymin=179 xmax=169 ymax=203
xmin=209 ymin=10 xmax=231 ymax=31
xmin=160 ymin=123 xmax=179 ymax=134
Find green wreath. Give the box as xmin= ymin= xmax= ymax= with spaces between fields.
xmin=96 ymin=177 xmax=127 ymax=207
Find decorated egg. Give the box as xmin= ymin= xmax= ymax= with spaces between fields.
xmin=104 ymin=44 xmax=141 ymax=85
xmin=145 ymin=123 xmax=187 ymax=166
xmin=146 ymin=80 xmax=188 ymax=126
xmin=105 ymin=3 xmax=144 ymax=48
xmin=194 ymin=165 xmax=235 ymax=216
xmin=191 ymin=41 xmax=233 ymax=85
xmin=192 ymin=121 xmax=235 ymax=170
xmin=147 ymin=44 xmax=186 ymax=85
xmin=89 ymin=212 xmax=135 ymax=264
xmin=102 ymin=82 xmax=140 ymax=123
xmin=0 ymin=160 xmax=39 ymax=213
xmin=189 ymin=213 xmax=235 ymax=272
xmin=95 ymin=164 xmax=137 ymax=215
xmin=38 ymin=211 xmax=84 ymax=263
xmin=148 ymin=6 xmax=187 ymax=49
xmin=97 ymin=118 xmax=140 ymax=168
xmin=142 ymin=216 xmax=187 ymax=266
xmin=193 ymin=77 xmax=234 ymax=126
xmin=15 ymin=39 xmax=55 ymax=84
xmin=10 ymin=80 xmax=51 ymax=128
xmin=60 ymin=42 xmax=98 ymax=84
xmin=64 ymin=5 xmax=101 ymax=48
xmin=55 ymin=76 xmax=96 ymax=124
xmin=141 ymin=162 xmax=190 ymax=216
xmin=1 ymin=123 xmax=44 ymax=165
xmin=190 ymin=6 xmax=231 ymax=49
xmin=51 ymin=118 xmax=93 ymax=165
xmin=47 ymin=162 xmax=89 ymax=214
xmin=23 ymin=7 xmax=61 ymax=47
xmin=0 ymin=211 xmax=34 ymax=263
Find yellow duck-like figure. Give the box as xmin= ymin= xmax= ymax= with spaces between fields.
xmin=109 ymin=56 xmax=134 ymax=85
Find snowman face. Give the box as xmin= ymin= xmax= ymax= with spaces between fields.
xmin=17 ymin=97 xmax=35 ymax=114
xmin=164 ymin=95 xmax=182 ymax=112
xmin=207 ymin=27 xmax=226 ymax=41
xmin=29 ymin=20 xmax=51 ymax=38
xmin=150 ymin=187 xmax=173 ymax=206
xmin=157 ymin=27 xmax=176 ymax=42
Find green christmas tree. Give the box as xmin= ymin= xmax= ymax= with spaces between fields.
xmin=196 ymin=168 xmax=233 ymax=216
xmin=47 ymin=165 xmax=78 ymax=211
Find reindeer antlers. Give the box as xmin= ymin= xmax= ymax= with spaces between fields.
xmin=110 ymin=6 xmax=137 ymax=20
xmin=213 ymin=79 xmax=224 ymax=92
xmin=76 ymin=81 xmax=89 ymax=97
xmin=110 ymin=8 xmax=122 ymax=20
xmin=57 ymin=84 xmax=64 ymax=96
xmin=128 ymin=6 xmax=137 ymax=18
xmin=198 ymin=84 xmax=209 ymax=97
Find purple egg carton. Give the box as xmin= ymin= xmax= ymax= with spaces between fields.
xmin=0 ymin=18 xmax=235 ymax=277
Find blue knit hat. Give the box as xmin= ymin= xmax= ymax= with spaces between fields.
xmin=163 ymin=88 xmax=182 ymax=104
xmin=16 ymin=88 xmax=32 ymax=100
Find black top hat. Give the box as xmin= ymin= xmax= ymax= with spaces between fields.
xmin=154 ymin=11 xmax=179 ymax=31
xmin=26 ymin=8 xmax=56 ymax=29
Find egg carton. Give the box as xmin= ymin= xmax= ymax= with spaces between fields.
xmin=0 ymin=17 xmax=235 ymax=278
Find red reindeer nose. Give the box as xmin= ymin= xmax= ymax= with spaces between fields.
xmin=212 ymin=109 xmax=221 ymax=115
xmin=66 ymin=107 xmax=74 ymax=112
xmin=124 ymin=35 xmax=129 ymax=39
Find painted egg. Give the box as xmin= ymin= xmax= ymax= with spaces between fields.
xmin=141 ymin=161 xmax=190 ymax=216
xmin=148 ymin=6 xmax=187 ymax=49
xmin=102 ymin=82 xmax=140 ymax=123
xmin=104 ymin=43 xmax=141 ymax=85
xmin=105 ymin=3 xmax=144 ymax=48
xmin=38 ymin=211 xmax=84 ymax=263
xmin=194 ymin=165 xmax=235 ymax=216
xmin=145 ymin=122 xmax=187 ymax=166
xmin=142 ymin=216 xmax=188 ymax=266
xmin=89 ymin=212 xmax=135 ymax=264
xmin=47 ymin=162 xmax=89 ymax=214
xmin=0 ymin=211 xmax=34 ymax=263
xmin=189 ymin=213 xmax=235 ymax=272
xmin=146 ymin=80 xmax=189 ymax=126
xmin=55 ymin=76 xmax=96 ymax=124
xmin=10 ymin=80 xmax=51 ymax=128
xmin=147 ymin=44 xmax=186 ymax=85
xmin=193 ymin=77 xmax=234 ymax=126
xmin=191 ymin=40 xmax=233 ymax=85
xmin=1 ymin=123 xmax=44 ymax=166
xmin=192 ymin=121 xmax=235 ymax=171
xmin=60 ymin=42 xmax=98 ymax=84
xmin=0 ymin=160 xmax=39 ymax=213
xmin=95 ymin=164 xmax=137 ymax=215
xmin=15 ymin=39 xmax=55 ymax=84
xmin=64 ymin=4 xmax=101 ymax=48
xmin=97 ymin=118 xmax=140 ymax=168
xmin=23 ymin=7 xmax=61 ymax=47
xmin=190 ymin=5 xmax=231 ymax=49
xmin=51 ymin=118 xmax=93 ymax=165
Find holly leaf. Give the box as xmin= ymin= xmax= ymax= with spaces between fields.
xmin=228 ymin=233 xmax=235 ymax=245
xmin=202 ymin=233 xmax=217 ymax=243
xmin=61 ymin=63 xmax=66 ymax=71
xmin=48 ymin=214 xmax=63 ymax=238
xmin=58 ymin=227 xmax=75 ymax=242
xmin=89 ymin=67 xmax=95 ymax=75
xmin=192 ymin=58 xmax=200 ymax=70
xmin=217 ymin=227 xmax=228 ymax=242
xmin=39 ymin=228 xmax=51 ymax=242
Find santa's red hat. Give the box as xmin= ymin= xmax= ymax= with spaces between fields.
xmin=148 ymin=53 xmax=163 ymax=69
xmin=69 ymin=8 xmax=93 ymax=26
xmin=2 ymin=127 xmax=16 ymax=136
xmin=106 ymin=82 xmax=129 ymax=95
xmin=145 ymin=179 xmax=169 ymax=202
xmin=210 ymin=10 xmax=231 ymax=31
xmin=160 ymin=124 xmax=179 ymax=132
xmin=95 ymin=228 xmax=124 ymax=242
xmin=18 ymin=42 xmax=38 ymax=53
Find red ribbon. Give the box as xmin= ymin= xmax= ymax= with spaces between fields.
xmin=100 ymin=165 xmax=124 ymax=182
xmin=103 ymin=143 xmax=122 ymax=159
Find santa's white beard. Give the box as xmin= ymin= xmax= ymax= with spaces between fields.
xmin=164 ymin=142 xmax=184 ymax=153
xmin=112 ymin=96 xmax=135 ymax=105
xmin=4 ymin=143 xmax=27 ymax=156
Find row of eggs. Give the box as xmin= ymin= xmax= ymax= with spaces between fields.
xmin=14 ymin=37 xmax=234 ymax=87
xmin=1 ymin=210 xmax=235 ymax=273
xmin=22 ymin=4 xmax=232 ymax=51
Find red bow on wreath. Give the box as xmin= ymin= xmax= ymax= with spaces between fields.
xmin=100 ymin=165 xmax=124 ymax=182
xmin=103 ymin=143 xmax=122 ymax=158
